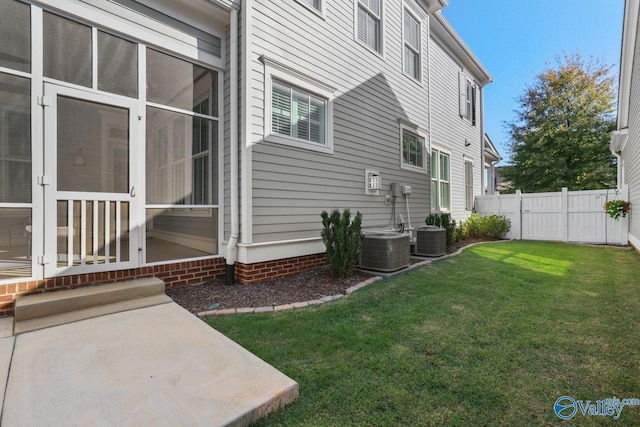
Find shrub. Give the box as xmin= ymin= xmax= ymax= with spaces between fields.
xmin=483 ymin=214 xmax=511 ymax=238
xmin=461 ymin=213 xmax=483 ymax=237
xmin=321 ymin=209 xmax=363 ymax=278
xmin=461 ymin=213 xmax=511 ymax=239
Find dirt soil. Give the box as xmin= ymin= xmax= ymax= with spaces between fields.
xmin=166 ymin=266 xmax=373 ymax=314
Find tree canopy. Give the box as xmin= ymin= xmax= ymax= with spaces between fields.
xmin=503 ymin=53 xmax=617 ymax=193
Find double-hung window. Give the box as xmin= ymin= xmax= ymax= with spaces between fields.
xmin=264 ymin=59 xmax=334 ymax=154
xmin=400 ymin=128 xmax=425 ymax=172
xmin=431 ymin=149 xmax=450 ymax=211
xmin=297 ymin=0 xmax=324 ymax=15
xmin=357 ymin=0 xmax=382 ymax=53
xmin=459 ymin=72 xmax=476 ymax=125
xmin=403 ymin=9 xmax=421 ymax=81
xmin=272 ymin=80 xmax=326 ymax=146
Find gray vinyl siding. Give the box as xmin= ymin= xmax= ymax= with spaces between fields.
xmin=249 ymin=0 xmax=432 ymax=243
xmin=625 ymin=18 xmax=640 ymax=244
xmin=428 ymin=35 xmax=484 ymax=221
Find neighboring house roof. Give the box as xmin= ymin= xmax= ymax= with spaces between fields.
xmin=616 ymin=0 xmax=639 ymax=131
xmin=494 ymin=166 xmax=513 ymax=193
xmin=483 ymin=134 xmax=502 ymax=164
xmin=430 ymin=12 xmax=493 ymax=86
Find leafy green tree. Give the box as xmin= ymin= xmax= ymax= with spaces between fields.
xmin=503 ymin=53 xmax=617 ymax=192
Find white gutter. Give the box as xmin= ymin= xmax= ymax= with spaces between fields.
xmin=430 ymin=12 xmax=493 ymax=86
xmin=225 ymin=6 xmax=239 ymax=283
xmin=616 ymin=0 xmax=639 ymax=130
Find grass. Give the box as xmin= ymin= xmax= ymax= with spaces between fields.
xmin=206 ymin=241 xmax=640 ymax=426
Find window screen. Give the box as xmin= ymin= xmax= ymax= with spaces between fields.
xmin=0 ymin=0 xmax=31 ymax=72
xmin=43 ymin=12 xmax=92 ymax=87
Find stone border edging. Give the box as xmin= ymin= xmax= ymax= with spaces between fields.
xmin=197 ymin=240 xmax=509 ymax=318
xmin=197 ymin=276 xmax=385 ymax=318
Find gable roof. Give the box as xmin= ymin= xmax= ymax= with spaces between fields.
xmin=484 ymin=134 xmax=502 ymax=164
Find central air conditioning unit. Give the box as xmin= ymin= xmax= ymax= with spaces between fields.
xmin=415 ymin=226 xmax=446 ymax=257
xmin=359 ymin=232 xmax=410 ymax=272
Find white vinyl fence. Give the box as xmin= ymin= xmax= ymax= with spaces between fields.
xmin=475 ymin=187 xmax=629 ymax=245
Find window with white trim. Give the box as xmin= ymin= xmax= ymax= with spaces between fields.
xmin=272 ymin=80 xmax=326 ymax=146
xmin=357 ymin=0 xmax=382 ymax=53
xmin=264 ymin=60 xmax=334 ymax=153
xmin=459 ymin=72 xmax=476 ymax=125
xmin=401 ymin=127 xmax=425 ymax=171
xmin=431 ymin=149 xmax=450 ymax=211
xmin=465 ymin=160 xmax=473 ymax=210
xmin=403 ymin=8 xmax=421 ymax=81
xmin=297 ymin=0 xmax=324 ymax=15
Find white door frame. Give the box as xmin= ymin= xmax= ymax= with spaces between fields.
xmin=43 ymin=83 xmax=141 ymax=277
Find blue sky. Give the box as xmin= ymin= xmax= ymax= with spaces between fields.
xmin=441 ymin=0 xmax=625 ymax=164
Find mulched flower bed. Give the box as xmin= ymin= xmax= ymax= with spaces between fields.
xmin=166 ymin=266 xmax=373 ymax=314
xmin=166 ymin=237 xmax=501 ymax=315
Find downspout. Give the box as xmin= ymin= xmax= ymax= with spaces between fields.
xmin=226 ymin=7 xmax=239 ymax=284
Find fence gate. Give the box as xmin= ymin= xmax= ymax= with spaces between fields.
xmin=475 ymin=187 xmax=629 ymax=245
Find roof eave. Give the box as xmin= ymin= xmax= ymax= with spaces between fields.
xmin=421 ymin=0 xmax=449 ymax=13
xmin=616 ymin=0 xmax=639 ymax=130
xmin=430 ymin=11 xmax=493 ymax=86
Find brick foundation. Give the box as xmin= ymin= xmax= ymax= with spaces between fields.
xmin=0 ymin=253 xmax=329 ymax=316
xmin=0 ymin=258 xmax=226 ymax=317
xmin=235 ymin=253 xmax=327 ymax=284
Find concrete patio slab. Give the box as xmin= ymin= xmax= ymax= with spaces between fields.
xmin=2 ymin=302 xmax=298 ymax=426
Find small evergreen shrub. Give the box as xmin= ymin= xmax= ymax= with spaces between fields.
xmin=321 ymin=209 xmax=363 ymax=278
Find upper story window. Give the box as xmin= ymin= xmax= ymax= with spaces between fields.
xmin=356 ymin=0 xmax=382 ymax=53
xmin=403 ymin=8 xmax=421 ymax=81
xmin=298 ymin=0 xmax=323 ymax=13
xmin=459 ymin=72 xmax=476 ymax=125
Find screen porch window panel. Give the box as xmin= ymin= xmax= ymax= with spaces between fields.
xmin=43 ymin=12 xmax=92 ymax=87
xmin=0 ymin=0 xmax=31 ymax=72
xmin=146 ymin=107 xmax=217 ymax=206
xmin=147 ymin=49 xmax=218 ymax=114
xmin=0 ymin=73 xmax=31 ymax=203
xmin=98 ymin=31 xmax=138 ymax=98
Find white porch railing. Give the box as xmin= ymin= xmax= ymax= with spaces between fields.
xmin=475 ymin=187 xmax=629 ymax=245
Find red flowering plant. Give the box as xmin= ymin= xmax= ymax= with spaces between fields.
xmin=604 ymin=200 xmax=631 ymax=220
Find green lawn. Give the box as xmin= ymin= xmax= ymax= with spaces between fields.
xmin=207 ymin=241 xmax=640 ymax=426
